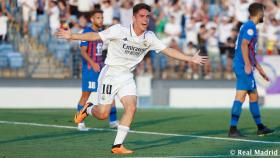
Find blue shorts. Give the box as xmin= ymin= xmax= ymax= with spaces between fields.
xmin=234 ymin=66 xmax=256 ymax=91
xmin=82 ymin=68 xmax=100 ymax=92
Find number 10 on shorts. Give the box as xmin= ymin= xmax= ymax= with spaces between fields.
xmin=102 ymin=84 xmax=112 ymax=94
xmin=88 ymin=82 xmax=96 ymax=89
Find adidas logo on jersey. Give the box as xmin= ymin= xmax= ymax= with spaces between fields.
xmin=122 ymin=38 xmax=128 ymax=41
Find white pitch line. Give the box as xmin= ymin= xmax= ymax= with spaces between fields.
xmin=128 ymin=130 xmax=280 ymax=145
xmin=172 ymin=155 xmax=280 ymax=158
xmin=128 ymin=155 xmax=230 ymax=158
xmin=0 ymin=120 xmax=279 ymax=145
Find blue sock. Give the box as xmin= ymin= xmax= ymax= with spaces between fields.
xmin=77 ymin=104 xmax=83 ymax=112
xmin=249 ymin=102 xmax=262 ymax=125
xmin=77 ymin=104 xmax=85 ymax=124
xmin=109 ymin=106 xmax=117 ymax=123
xmin=230 ymin=101 xmax=243 ymax=126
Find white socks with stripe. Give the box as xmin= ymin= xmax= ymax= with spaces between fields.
xmin=86 ymin=105 xmax=94 ymax=116
xmin=113 ymin=125 xmax=130 ymax=145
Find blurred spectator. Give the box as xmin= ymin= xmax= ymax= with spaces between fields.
xmin=234 ymin=0 xmax=250 ymax=23
xmin=167 ymin=0 xmax=183 ymax=25
xmin=68 ymin=0 xmax=78 ymax=16
xmin=218 ymin=16 xmax=233 ymax=53
xmin=274 ymin=1 xmax=280 ymax=20
xmin=183 ymin=42 xmax=199 ymax=80
xmin=47 ymin=0 xmax=60 ymax=34
xmin=208 ymin=0 xmax=220 ymax=20
xmin=37 ymin=0 xmax=45 ymax=15
xmin=147 ymin=13 xmax=156 ymax=32
xmin=152 ymin=0 xmax=162 ymax=18
xmin=164 ymin=15 xmax=181 ymax=45
xmin=162 ymin=38 xmax=181 ymax=79
xmin=155 ymin=11 xmax=167 ymax=38
xmin=207 ymin=27 xmax=222 ymax=79
xmin=134 ymin=0 xmax=154 ymax=6
xmin=70 ymin=14 xmax=89 ymax=78
xmin=77 ymin=0 xmax=93 ymax=20
xmin=136 ymin=52 xmax=153 ymax=76
xmin=218 ymin=16 xmax=233 ymax=71
xmin=101 ymin=0 xmax=113 ymax=26
xmin=219 ymin=0 xmax=234 ymax=18
xmin=18 ymin=0 xmax=38 ymax=35
xmin=197 ymin=24 xmax=211 ymax=80
xmin=1 ymin=0 xmax=13 ymax=20
xmin=225 ymin=28 xmax=238 ymax=80
xmin=0 ymin=8 xmax=8 ymax=42
xmin=266 ymin=18 xmax=280 ymax=55
xmin=184 ymin=0 xmax=201 ymax=11
xmin=77 ymin=14 xmax=89 ymax=32
xmin=58 ymin=0 xmax=69 ymax=24
xmin=120 ymin=0 xmax=133 ymax=28
xmin=185 ymin=17 xmax=198 ymax=45
xmin=192 ymin=1 xmax=207 ymax=21
xmin=112 ymin=16 xmax=120 ymax=25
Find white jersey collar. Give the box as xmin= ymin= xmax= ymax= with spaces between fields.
xmin=130 ymin=24 xmax=147 ymax=39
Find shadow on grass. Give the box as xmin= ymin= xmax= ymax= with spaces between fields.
xmin=0 ymin=129 xmax=111 ymax=145
xmin=132 ymin=115 xmax=201 ymax=128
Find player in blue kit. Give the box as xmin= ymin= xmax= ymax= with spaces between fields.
xmin=76 ymin=9 xmax=118 ymax=131
xmin=229 ymin=3 xmax=274 ymax=137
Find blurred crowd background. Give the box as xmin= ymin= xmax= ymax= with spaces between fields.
xmin=0 ymin=0 xmax=280 ymax=80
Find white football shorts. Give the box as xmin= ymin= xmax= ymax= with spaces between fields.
xmin=97 ymin=65 xmax=137 ymax=105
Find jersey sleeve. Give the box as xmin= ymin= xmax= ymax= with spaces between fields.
xmin=98 ymin=24 xmax=121 ymax=42
xmin=80 ymin=27 xmax=91 ymax=47
xmin=243 ymin=24 xmax=255 ymax=41
xmin=148 ymin=31 xmax=167 ymax=53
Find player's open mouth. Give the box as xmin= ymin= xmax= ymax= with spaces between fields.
xmin=142 ymin=24 xmax=147 ymax=27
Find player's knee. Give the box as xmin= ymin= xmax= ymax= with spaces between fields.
xmin=236 ymin=99 xmax=245 ymax=103
xmin=98 ymin=112 xmax=109 ymax=120
xmin=235 ymin=95 xmax=246 ymax=102
xmin=127 ymin=104 xmax=137 ymax=114
xmin=249 ymin=97 xmax=258 ymax=102
xmin=249 ymin=92 xmax=258 ymax=101
xmin=235 ymin=97 xmax=245 ymax=103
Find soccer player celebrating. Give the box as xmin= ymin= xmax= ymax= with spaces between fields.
xmin=228 ymin=2 xmax=274 ymax=137
xmin=57 ymin=3 xmax=208 ymax=154
xmin=76 ymin=9 xmax=118 ymax=131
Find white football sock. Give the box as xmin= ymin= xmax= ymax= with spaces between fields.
xmin=113 ymin=125 xmax=129 ymax=145
xmin=86 ymin=105 xmax=94 ymax=116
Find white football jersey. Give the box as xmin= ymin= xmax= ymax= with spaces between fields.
xmin=99 ymin=24 xmax=166 ymax=75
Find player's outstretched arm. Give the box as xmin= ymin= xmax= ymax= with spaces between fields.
xmin=162 ymin=48 xmax=208 ymax=65
xmin=55 ymin=28 xmax=102 ymax=41
xmin=255 ymin=59 xmax=269 ymax=81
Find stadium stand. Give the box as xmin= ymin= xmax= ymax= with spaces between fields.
xmin=1 ymin=0 xmax=280 ymax=79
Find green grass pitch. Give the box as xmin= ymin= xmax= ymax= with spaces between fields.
xmin=0 ymin=108 xmax=279 ymax=157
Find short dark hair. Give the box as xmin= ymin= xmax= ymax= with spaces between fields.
xmin=91 ymin=9 xmax=103 ymax=17
xmin=248 ymin=3 xmax=264 ymax=16
xmin=200 ymin=24 xmax=205 ymax=29
xmin=133 ymin=3 xmax=151 ymax=15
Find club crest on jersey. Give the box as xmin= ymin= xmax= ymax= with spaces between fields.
xmin=247 ymin=29 xmax=254 ymax=36
xmin=143 ymin=40 xmax=148 ymax=47
xmin=101 ymin=94 xmax=106 ymax=100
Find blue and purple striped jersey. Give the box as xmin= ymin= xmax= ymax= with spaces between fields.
xmin=233 ymin=20 xmax=258 ymax=68
xmin=80 ymin=27 xmax=105 ymax=70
